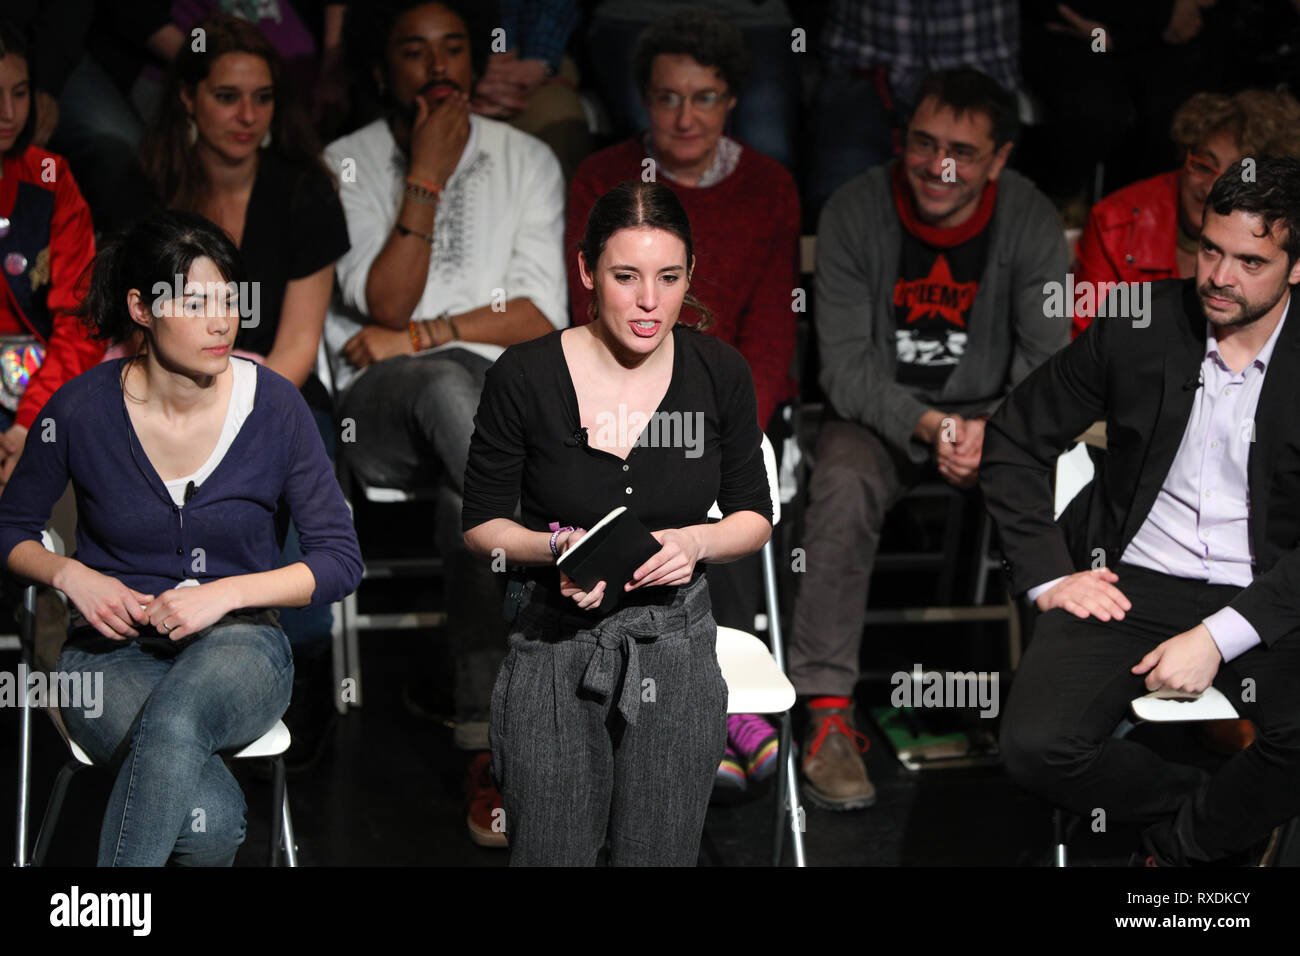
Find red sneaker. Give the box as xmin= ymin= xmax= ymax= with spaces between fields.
xmin=465 ymin=753 xmax=508 ymax=848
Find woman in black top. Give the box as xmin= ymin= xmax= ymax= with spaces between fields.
xmin=135 ymin=14 xmax=349 ymax=414
xmin=463 ymin=181 xmax=772 ymax=865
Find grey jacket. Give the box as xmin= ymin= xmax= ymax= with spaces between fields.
xmin=815 ymin=162 xmax=1070 ymax=463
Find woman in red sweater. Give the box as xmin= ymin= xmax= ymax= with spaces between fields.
xmin=0 ymin=21 xmax=104 ymax=484
xmin=566 ymin=11 xmax=798 ymax=796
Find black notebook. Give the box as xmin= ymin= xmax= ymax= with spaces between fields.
xmin=556 ymin=506 xmax=662 ymax=613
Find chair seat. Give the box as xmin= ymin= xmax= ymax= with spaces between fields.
xmin=716 ymin=626 xmax=795 ymax=715
xmin=1130 ymin=686 xmax=1239 ymax=723
xmin=68 ymin=739 xmax=93 ymax=767
xmin=232 ymin=720 xmax=292 ymax=759
xmin=60 ymin=720 xmax=291 ymax=765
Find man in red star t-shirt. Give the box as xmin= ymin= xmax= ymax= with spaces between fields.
xmin=790 ymin=68 xmax=1070 ymax=812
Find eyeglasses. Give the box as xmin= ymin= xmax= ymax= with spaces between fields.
xmin=647 ymin=89 xmax=729 ymax=112
xmin=905 ymin=130 xmax=988 ymax=168
xmin=1185 ymin=151 xmax=1228 ymax=181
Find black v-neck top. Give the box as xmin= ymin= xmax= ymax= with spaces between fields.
xmin=463 ymin=325 xmax=772 ymax=546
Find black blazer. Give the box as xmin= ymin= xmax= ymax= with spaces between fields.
xmin=980 ymin=277 xmax=1300 ymax=647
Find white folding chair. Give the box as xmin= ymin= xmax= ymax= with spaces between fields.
xmin=710 ymin=435 xmax=807 ymax=866
xmin=316 ymin=339 xmax=445 ymax=710
xmin=13 ymin=532 xmax=299 ymax=866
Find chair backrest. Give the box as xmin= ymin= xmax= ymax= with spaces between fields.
xmin=707 ymin=433 xmax=780 ymax=527
xmin=1064 ymin=227 xmax=1082 ymax=261
xmin=1054 ymin=442 xmax=1094 ymax=520
xmin=315 ymin=338 xmax=336 ymax=399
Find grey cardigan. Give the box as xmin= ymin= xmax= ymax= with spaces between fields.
xmin=814 ymin=162 xmax=1070 ymax=463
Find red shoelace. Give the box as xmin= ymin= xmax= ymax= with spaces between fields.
xmin=807 ymin=713 xmax=870 ymax=759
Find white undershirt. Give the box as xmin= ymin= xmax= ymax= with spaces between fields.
xmin=163 ymin=358 xmax=257 ymax=507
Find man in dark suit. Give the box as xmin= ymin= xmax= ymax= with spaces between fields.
xmin=982 ymin=157 xmax=1300 ymax=865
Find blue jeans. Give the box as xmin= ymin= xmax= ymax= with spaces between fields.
xmin=58 ymin=622 xmax=294 ymax=866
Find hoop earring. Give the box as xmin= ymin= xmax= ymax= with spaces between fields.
xmin=260 ymin=129 xmax=272 ymax=149
xmin=186 ymin=116 xmax=198 ymax=147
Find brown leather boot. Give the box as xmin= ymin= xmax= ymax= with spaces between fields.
xmin=801 ymin=704 xmax=876 ymax=810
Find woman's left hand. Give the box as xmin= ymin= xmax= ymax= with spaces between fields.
xmin=628 ymin=528 xmax=703 ymax=590
xmin=144 ymin=581 xmax=236 ymax=641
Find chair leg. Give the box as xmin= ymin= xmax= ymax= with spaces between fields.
xmin=1052 ymin=808 xmax=1069 ymax=867
xmin=281 ymin=787 xmax=299 ymax=867
xmin=785 ymin=713 xmax=807 ymax=868
xmin=343 ymin=588 xmax=362 ymax=708
xmin=330 ymin=600 xmax=347 ymax=715
xmin=269 ymin=757 xmax=286 ymax=866
xmin=770 ymin=710 xmax=808 ymax=867
xmin=15 ymin=702 xmax=31 ymax=866
xmin=772 ymin=710 xmax=789 ymax=866
xmin=32 ymin=760 xmax=84 ymax=866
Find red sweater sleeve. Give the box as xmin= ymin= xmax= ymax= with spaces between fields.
xmin=16 ymin=159 xmax=104 ymax=430
xmin=733 ymin=169 xmax=799 ymax=428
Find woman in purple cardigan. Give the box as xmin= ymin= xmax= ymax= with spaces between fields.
xmin=0 ymin=210 xmax=362 ymax=866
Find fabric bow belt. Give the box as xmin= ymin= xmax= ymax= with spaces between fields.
xmin=581 ymin=623 xmax=645 ymax=726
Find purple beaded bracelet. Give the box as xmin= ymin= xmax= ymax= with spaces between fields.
xmin=548 ymin=522 xmax=575 ymax=559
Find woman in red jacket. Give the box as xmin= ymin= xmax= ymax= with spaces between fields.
xmin=0 ymin=20 xmax=105 ymax=483
xmin=1072 ymin=89 xmax=1300 ymax=337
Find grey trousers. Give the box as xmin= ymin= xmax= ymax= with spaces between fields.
xmin=788 ymin=419 xmax=930 ymax=697
xmin=339 ymin=348 xmax=507 ymax=732
xmin=490 ymin=575 xmax=728 ymax=866
xmin=338 ymin=347 xmax=491 ymax=497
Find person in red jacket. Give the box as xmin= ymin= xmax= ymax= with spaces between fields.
xmin=0 ymin=21 xmax=104 ymax=484
xmin=566 ymin=10 xmax=798 ymax=796
xmin=1072 ymin=89 xmax=1300 ymax=337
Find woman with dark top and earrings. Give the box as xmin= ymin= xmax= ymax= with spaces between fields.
xmin=462 ymin=181 xmax=772 ymax=865
xmin=0 ymin=211 xmax=362 ymax=865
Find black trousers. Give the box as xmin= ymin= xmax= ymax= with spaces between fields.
xmin=1001 ymin=563 xmax=1300 ymax=864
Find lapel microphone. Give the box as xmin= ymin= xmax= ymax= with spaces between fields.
xmin=1182 ymin=373 xmax=1203 ymax=391
xmin=564 ymin=426 xmax=589 ymax=448
xmin=184 ymin=481 xmax=197 ymax=504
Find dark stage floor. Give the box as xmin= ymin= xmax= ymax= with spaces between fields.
xmin=3 ymin=621 xmax=1254 ymax=868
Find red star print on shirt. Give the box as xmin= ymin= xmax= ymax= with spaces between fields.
xmin=892 ymin=254 xmax=979 ymax=327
